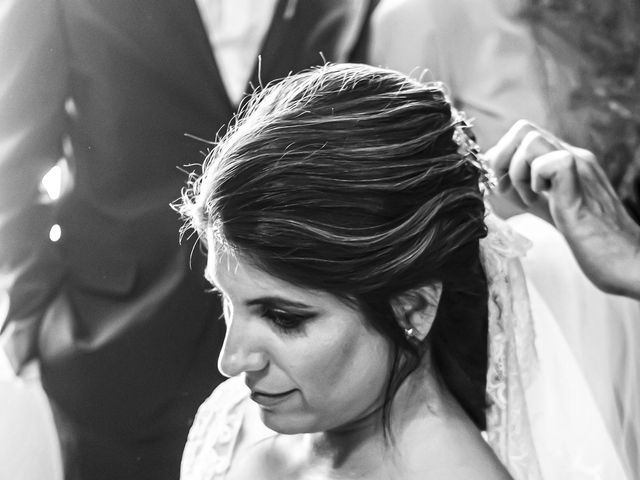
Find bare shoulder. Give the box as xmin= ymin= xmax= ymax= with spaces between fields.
xmin=404 ymin=442 xmax=512 ymax=480
xmin=401 ymin=414 xmax=513 ymax=480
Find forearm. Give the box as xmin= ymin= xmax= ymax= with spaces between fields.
xmin=595 ymin=230 xmax=640 ymax=300
xmin=581 ymin=244 xmax=640 ymax=301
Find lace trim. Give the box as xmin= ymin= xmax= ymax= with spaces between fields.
xmin=181 ymin=376 xmax=249 ymax=480
xmin=482 ymin=214 xmax=543 ymax=479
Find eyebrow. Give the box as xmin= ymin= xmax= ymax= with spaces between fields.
xmin=246 ymin=296 xmax=314 ymax=310
xmin=204 ymin=268 xmax=316 ymax=310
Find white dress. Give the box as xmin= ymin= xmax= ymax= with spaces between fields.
xmin=180 ymin=375 xmax=269 ymax=480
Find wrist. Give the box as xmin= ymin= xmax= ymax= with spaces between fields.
xmin=597 ymin=225 xmax=640 ymax=300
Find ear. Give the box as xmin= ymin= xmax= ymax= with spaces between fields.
xmin=393 ymin=282 xmax=443 ymax=341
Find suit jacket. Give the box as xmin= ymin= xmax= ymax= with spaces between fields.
xmin=0 ymin=1 xmax=375 ymax=478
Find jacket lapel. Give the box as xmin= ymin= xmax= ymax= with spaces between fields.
xmin=247 ymin=0 xmax=372 ymax=92
xmin=164 ymin=0 xmax=235 ymax=114
xmin=247 ymin=0 xmax=291 ymax=91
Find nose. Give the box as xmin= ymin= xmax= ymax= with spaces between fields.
xmin=217 ymin=312 xmax=268 ymax=378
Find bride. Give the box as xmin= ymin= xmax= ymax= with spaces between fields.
xmin=176 ymin=63 xmax=625 ymax=479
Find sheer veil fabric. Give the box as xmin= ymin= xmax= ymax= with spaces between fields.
xmin=507 ymin=213 xmax=638 ymax=480
xmin=484 ymin=213 xmax=632 ymax=479
xmin=482 ymin=214 xmax=543 ymax=479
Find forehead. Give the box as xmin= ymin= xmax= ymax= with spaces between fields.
xmin=203 ymin=232 xmax=309 ymax=297
xmin=203 ymin=233 xmax=244 ymax=289
xmin=203 ymin=229 xmax=244 ymax=280
xmin=203 ymin=231 xmax=358 ymax=312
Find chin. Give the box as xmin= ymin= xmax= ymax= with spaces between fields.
xmin=259 ymin=409 xmax=323 ymax=435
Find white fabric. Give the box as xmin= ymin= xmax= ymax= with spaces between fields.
xmin=181 ymin=376 xmax=257 ymax=480
xmin=481 ymin=215 xmax=543 ymax=479
xmin=194 ymin=0 xmax=279 ymax=105
xmin=482 ymin=214 xmax=631 ymax=478
xmin=0 ymin=357 xmax=63 ymax=480
xmin=509 ymin=213 xmax=640 ymax=479
xmin=526 ymin=281 xmax=629 ymax=480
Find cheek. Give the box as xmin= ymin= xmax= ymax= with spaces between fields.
xmin=292 ymin=329 xmax=391 ymax=402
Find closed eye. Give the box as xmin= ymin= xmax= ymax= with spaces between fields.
xmin=257 ymin=304 xmax=315 ymax=334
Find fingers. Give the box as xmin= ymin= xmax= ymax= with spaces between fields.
xmin=571 ymin=146 xmax=619 ymax=199
xmin=528 ymin=147 xmax=627 ymax=234
xmin=528 ymin=150 xmax=580 ymax=212
xmin=486 ymin=120 xmax=537 ymax=187
xmin=486 ymin=120 xmax=561 ymax=192
xmin=486 ymin=120 xmax=614 ymax=228
xmin=508 ymin=129 xmax=559 ymax=205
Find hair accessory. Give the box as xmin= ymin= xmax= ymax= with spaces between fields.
xmin=481 ymin=214 xmax=541 ymax=478
xmin=451 ymin=108 xmax=497 ymax=194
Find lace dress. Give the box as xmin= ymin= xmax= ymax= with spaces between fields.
xmin=181 ymin=376 xmax=267 ymax=480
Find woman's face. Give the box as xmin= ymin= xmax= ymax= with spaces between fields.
xmin=205 ymin=242 xmax=394 ymax=434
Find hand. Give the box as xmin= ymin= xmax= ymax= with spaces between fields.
xmin=486 ymin=120 xmax=640 ymax=300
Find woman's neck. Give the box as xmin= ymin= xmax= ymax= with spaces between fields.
xmin=257 ymin=352 xmax=509 ymax=479
xmin=302 ymin=352 xmax=458 ymax=477
xmin=307 ymin=403 xmax=388 ymax=472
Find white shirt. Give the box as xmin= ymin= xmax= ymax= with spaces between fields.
xmin=194 ymin=0 xmax=279 ymax=105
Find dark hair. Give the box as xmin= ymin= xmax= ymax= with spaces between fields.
xmin=180 ymin=63 xmax=490 ymax=430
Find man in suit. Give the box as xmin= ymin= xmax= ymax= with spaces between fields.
xmin=0 ymin=1 xmax=375 ymax=479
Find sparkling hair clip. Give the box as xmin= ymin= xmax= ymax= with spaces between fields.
xmin=451 ymin=108 xmax=497 ymax=194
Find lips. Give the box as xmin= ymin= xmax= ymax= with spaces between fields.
xmin=250 ymin=388 xmax=297 ymax=408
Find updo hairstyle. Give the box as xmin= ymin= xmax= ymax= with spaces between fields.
xmin=180 ymin=63 xmax=490 ymax=430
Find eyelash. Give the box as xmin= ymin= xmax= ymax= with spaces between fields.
xmin=258 ymin=306 xmax=311 ymax=334
xmin=205 ymin=288 xmax=226 ymax=321
xmin=206 ymin=287 xmax=311 ymax=334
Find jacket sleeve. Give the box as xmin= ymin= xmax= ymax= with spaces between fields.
xmin=0 ymin=0 xmax=69 ymax=371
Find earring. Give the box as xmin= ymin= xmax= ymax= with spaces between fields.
xmin=404 ymin=327 xmax=416 ymax=339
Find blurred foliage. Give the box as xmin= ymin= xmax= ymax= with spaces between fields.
xmin=525 ymin=0 xmax=640 ymax=202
